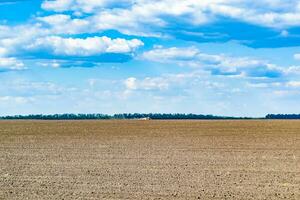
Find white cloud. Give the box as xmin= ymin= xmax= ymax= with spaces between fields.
xmin=124 ymin=72 xmax=203 ymax=91
xmin=142 ymin=46 xmax=223 ymax=66
xmin=142 ymin=46 xmax=281 ymax=78
xmin=38 ymin=60 xmax=61 ymax=68
xmin=280 ymin=30 xmax=289 ymax=37
xmin=0 ymin=24 xmax=49 ymax=58
xmin=27 ymin=36 xmax=144 ymax=56
xmin=38 ymin=14 xmax=71 ymax=25
xmin=0 ymin=80 xmax=78 ymax=98
xmin=91 ymin=9 xmax=165 ymax=36
xmin=0 ymin=22 xmax=144 ymax=64
xmin=42 ymin=0 xmax=73 ymax=12
xmin=294 ymin=54 xmax=300 ymax=60
xmin=137 ymin=77 xmax=169 ymax=90
xmin=41 ymin=0 xmax=129 ymax=13
xmin=286 ymin=81 xmax=300 ymax=88
xmin=246 ymin=82 xmax=283 ymax=89
xmin=37 ymin=14 xmax=89 ymax=34
xmin=141 ymin=46 xmax=224 ymax=66
xmin=124 ymin=77 xmax=138 ymax=90
xmin=124 ymin=76 xmax=170 ymax=91
xmin=0 ymin=96 xmax=35 ymax=104
xmin=284 ymin=66 xmax=300 ymax=75
xmin=142 ymin=47 xmax=199 ymax=62
xmin=0 ymin=47 xmax=8 ymax=57
xmin=39 ymin=0 xmax=300 ymax=36
xmin=0 ymin=57 xmax=25 ymax=71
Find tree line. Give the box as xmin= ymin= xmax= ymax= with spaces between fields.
xmin=265 ymin=114 xmax=300 ymax=119
xmin=0 ymin=113 xmax=299 ymax=120
xmin=0 ymin=113 xmax=252 ymax=120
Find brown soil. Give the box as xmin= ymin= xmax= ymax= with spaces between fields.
xmin=0 ymin=120 xmax=299 ymax=199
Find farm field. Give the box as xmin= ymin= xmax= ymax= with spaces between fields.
xmin=0 ymin=120 xmax=299 ymax=199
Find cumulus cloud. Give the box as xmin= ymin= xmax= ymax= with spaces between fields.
xmin=40 ymin=0 xmax=300 ymax=37
xmin=0 ymin=24 xmax=50 ymax=59
xmin=2 ymin=1 xmax=299 ymax=65
xmin=41 ymin=0 xmax=73 ymax=12
xmin=26 ymin=36 xmax=144 ymax=56
xmin=37 ymin=14 xmax=89 ymax=34
xmin=142 ymin=46 xmax=223 ymax=67
xmin=142 ymin=46 xmax=283 ymax=78
xmin=0 ymin=23 xmax=142 ymax=65
xmin=41 ymin=0 xmax=129 ymax=13
xmin=142 ymin=46 xmax=248 ymax=67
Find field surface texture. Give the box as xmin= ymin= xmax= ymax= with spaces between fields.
xmin=0 ymin=120 xmax=299 ymax=199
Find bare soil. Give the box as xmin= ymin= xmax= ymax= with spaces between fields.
xmin=0 ymin=120 xmax=299 ymax=199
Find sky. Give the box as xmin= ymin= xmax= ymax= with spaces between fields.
xmin=1 ymin=0 xmax=300 ymax=117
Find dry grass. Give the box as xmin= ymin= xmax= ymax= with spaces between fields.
xmin=0 ymin=120 xmax=299 ymax=199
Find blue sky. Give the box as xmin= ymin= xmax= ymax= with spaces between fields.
xmin=1 ymin=0 xmax=300 ymax=117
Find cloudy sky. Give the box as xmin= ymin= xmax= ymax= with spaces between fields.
xmin=1 ymin=0 xmax=300 ymax=117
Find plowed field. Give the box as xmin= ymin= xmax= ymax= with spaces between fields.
xmin=0 ymin=120 xmax=299 ymax=199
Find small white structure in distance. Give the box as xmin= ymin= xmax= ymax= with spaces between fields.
xmin=137 ymin=117 xmax=151 ymax=120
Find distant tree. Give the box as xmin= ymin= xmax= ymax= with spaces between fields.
xmin=0 ymin=113 xmax=256 ymax=120
xmin=266 ymin=114 xmax=300 ymax=119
